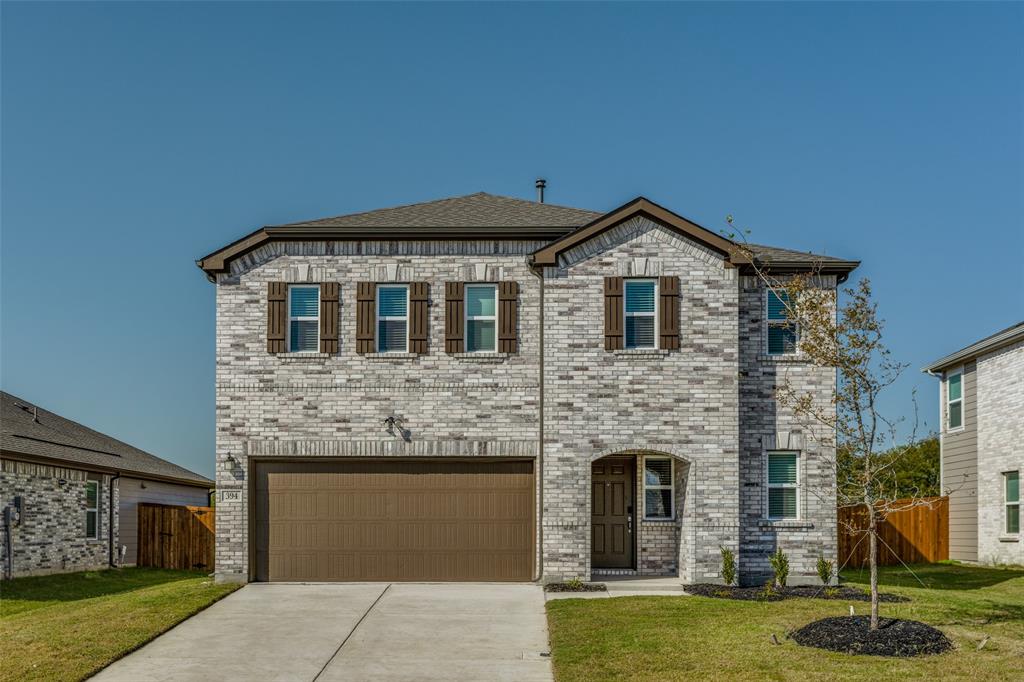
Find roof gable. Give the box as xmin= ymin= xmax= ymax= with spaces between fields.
xmin=531 ymin=197 xmax=745 ymax=267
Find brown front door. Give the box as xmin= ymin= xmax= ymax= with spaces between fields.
xmin=591 ymin=457 xmax=634 ymax=569
xmin=253 ymin=458 xmax=535 ymax=582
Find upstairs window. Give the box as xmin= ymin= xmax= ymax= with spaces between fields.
xmin=946 ymin=369 xmax=963 ymax=430
xmin=465 ymin=284 xmax=497 ymax=353
xmin=643 ymin=456 xmax=674 ymax=520
xmin=767 ymin=451 xmax=799 ymax=519
xmin=624 ymin=280 xmax=656 ymax=349
xmin=85 ymin=479 xmax=99 ymax=539
xmin=288 ymin=286 xmax=320 ymax=352
xmin=766 ymin=290 xmax=798 ymax=355
xmin=377 ymin=285 xmax=409 ymax=353
xmin=1006 ymin=471 xmax=1020 ymax=535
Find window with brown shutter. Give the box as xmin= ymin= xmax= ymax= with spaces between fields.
xmin=498 ymin=281 xmax=519 ymax=353
xmin=267 ymin=282 xmax=286 ymax=353
xmin=659 ymin=275 xmax=679 ymax=350
xmin=445 ymin=282 xmax=465 ymax=353
xmin=319 ymin=282 xmax=339 ymax=354
xmin=356 ymin=282 xmax=376 ymax=354
xmin=409 ymin=282 xmax=429 ymax=354
xmin=604 ymin=276 xmax=624 ymax=350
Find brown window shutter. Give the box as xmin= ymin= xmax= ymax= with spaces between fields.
xmin=498 ymin=281 xmax=519 ymax=353
xmin=604 ymin=276 xmax=624 ymax=350
xmin=409 ymin=282 xmax=430 ymax=354
xmin=356 ymin=282 xmax=376 ymax=354
xmin=445 ymin=282 xmax=465 ymax=353
xmin=659 ymin=275 xmax=680 ymax=350
xmin=267 ymin=282 xmax=286 ymax=353
xmin=319 ymin=282 xmax=340 ymax=354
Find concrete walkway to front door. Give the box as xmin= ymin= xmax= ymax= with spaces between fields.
xmin=92 ymin=583 xmax=553 ymax=682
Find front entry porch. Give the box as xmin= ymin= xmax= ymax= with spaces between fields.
xmin=590 ymin=452 xmax=688 ymax=578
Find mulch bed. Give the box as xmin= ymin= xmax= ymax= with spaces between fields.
xmin=791 ymin=616 xmax=952 ymax=657
xmin=685 ymin=584 xmax=909 ymax=603
xmin=544 ymin=582 xmax=607 ymax=593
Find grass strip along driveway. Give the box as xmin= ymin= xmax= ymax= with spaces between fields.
xmin=546 ymin=563 xmax=1024 ymax=681
xmin=0 ymin=568 xmax=239 ymax=682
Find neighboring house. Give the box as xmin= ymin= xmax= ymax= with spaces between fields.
xmin=1 ymin=391 xmax=213 ymax=578
xmin=197 ymin=191 xmax=859 ymax=586
xmin=923 ymin=322 xmax=1024 ymax=565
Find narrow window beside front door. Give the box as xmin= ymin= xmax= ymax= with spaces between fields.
xmin=465 ymin=284 xmax=497 ymax=353
xmin=85 ymin=479 xmax=99 ymax=539
xmin=288 ymin=285 xmax=320 ymax=352
xmin=643 ymin=457 xmax=673 ymax=519
xmin=377 ymin=285 xmax=409 ymax=353
xmin=767 ymin=452 xmax=798 ymax=519
xmin=1006 ymin=471 xmax=1020 ymax=535
xmin=624 ymin=280 xmax=656 ymax=349
xmin=946 ymin=370 xmax=963 ymax=430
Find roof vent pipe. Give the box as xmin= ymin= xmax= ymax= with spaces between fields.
xmin=535 ymin=178 xmax=546 ymax=203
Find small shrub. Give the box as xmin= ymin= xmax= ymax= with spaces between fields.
xmin=824 ymin=586 xmax=840 ymax=598
xmin=565 ymin=576 xmax=584 ymax=591
xmin=720 ymin=546 xmax=737 ymax=586
xmin=816 ymin=554 xmax=834 ymax=585
xmin=769 ymin=548 xmax=790 ymax=589
xmin=757 ymin=584 xmax=777 ymax=601
xmin=714 ymin=589 xmax=732 ymax=598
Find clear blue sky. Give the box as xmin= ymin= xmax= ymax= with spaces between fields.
xmin=2 ymin=2 xmax=1022 ymax=478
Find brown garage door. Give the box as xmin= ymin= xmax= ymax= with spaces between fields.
xmin=253 ymin=459 xmax=534 ymax=582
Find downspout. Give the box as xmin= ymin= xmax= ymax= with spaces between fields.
xmin=528 ymin=257 xmax=545 ymax=582
xmin=108 ymin=473 xmax=120 ymax=568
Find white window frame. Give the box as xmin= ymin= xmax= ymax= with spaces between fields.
xmin=945 ymin=367 xmax=964 ymax=433
xmin=623 ymin=279 xmax=658 ymax=350
xmin=286 ymin=285 xmax=320 ymax=353
xmin=464 ymin=284 xmax=498 ymax=353
xmin=1005 ymin=470 xmax=1020 ymax=536
xmin=765 ymin=288 xmax=799 ymax=356
xmin=642 ymin=455 xmax=674 ymax=520
xmin=85 ymin=479 xmax=99 ymax=539
xmin=376 ymin=284 xmax=409 ymax=353
xmin=766 ymin=451 xmax=800 ymax=520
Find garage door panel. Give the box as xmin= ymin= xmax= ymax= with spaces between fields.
xmin=254 ymin=459 xmax=534 ymax=582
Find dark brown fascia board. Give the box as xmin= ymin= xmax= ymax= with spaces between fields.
xmin=737 ymin=260 xmax=861 ymax=284
xmin=0 ymin=450 xmax=214 ymax=488
xmin=530 ymin=197 xmax=749 ymax=267
xmin=196 ymin=225 xmax=577 ymax=280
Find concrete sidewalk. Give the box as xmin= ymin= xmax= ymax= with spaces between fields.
xmin=93 ymin=583 xmax=552 ymax=682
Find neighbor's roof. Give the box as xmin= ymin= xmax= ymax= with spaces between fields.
xmin=921 ymin=321 xmax=1024 ymax=373
xmin=1 ymin=391 xmax=212 ymax=487
xmin=197 ymin=192 xmax=859 ymax=280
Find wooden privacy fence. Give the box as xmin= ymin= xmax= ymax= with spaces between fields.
xmin=137 ymin=503 xmax=215 ymax=571
xmin=838 ymin=496 xmax=948 ymax=567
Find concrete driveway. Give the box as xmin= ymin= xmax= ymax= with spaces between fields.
xmin=92 ymin=583 xmax=552 ymax=682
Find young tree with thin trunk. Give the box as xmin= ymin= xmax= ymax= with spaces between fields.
xmin=726 ymin=218 xmax=944 ymax=630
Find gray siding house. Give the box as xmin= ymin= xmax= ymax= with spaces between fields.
xmin=198 ymin=192 xmax=858 ymax=585
xmin=924 ymin=322 xmax=1024 ymax=565
xmin=1 ymin=392 xmax=212 ymax=578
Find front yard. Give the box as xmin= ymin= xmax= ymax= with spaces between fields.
xmin=546 ymin=563 xmax=1024 ymax=681
xmin=0 ymin=568 xmax=239 ymax=682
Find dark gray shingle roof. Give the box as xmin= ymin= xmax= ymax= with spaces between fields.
xmin=744 ymin=243 xmax=860 ymax=267
xmin=1 ymin=391 xmax=212 ymax=487
xmin=922 ymin=321 xmax=1024 ymax=373
xmin=279 ymin=192 xmax=602 ymax=229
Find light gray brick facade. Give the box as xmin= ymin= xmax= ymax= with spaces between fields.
xmin=975 ymin=340 xmax=1023 ymax=565
xmin=212 ymin=217 xmax=842 ymax=586
xmin=0 ymin=459 xmax=117 ymax=577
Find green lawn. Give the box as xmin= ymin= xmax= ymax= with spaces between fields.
xmin=546 ymin=563 xmax=1024 ymax=681
xmin=0 ymin=568 xmax=239 ymax=682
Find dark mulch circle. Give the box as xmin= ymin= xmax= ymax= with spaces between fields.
xmin=685 ymin=584 xmax=909 ymax=603
xmin=792 ymin=616 xmax=953 ymax=657
xmin=544 ymin=582 xmax=607 ymax=593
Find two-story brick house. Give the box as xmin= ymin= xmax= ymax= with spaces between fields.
xmin=198 ymin=191 xmax=858 ymax=585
